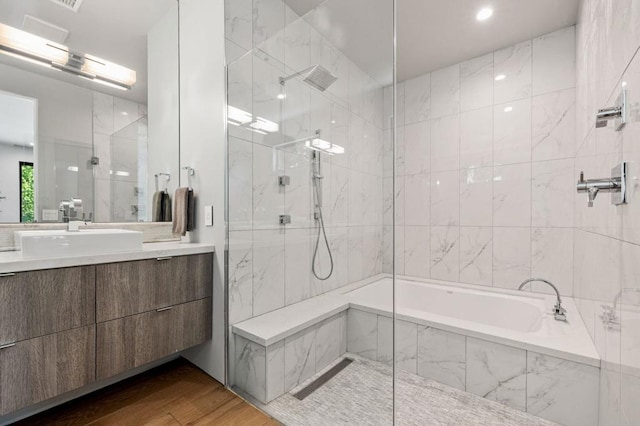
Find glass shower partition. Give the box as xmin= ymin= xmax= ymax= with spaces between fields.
xmin=225 ymin=0 xmax=395 ymax=423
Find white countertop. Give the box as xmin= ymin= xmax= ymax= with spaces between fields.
xmin=0 ymin=241 xmax=214 ymax=273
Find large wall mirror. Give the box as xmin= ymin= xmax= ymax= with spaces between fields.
xmin=0 ymin=0 xmax=179 ymax=224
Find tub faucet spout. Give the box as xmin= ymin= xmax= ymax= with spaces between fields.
xmin=518 ymin=278 xmax=567 ymax=321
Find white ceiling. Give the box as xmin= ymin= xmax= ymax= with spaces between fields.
xmin=0 ymin=0 xmax=176 ymax=103
xmin=286 ymin=0 xmax=579 ymax=84
xmin=0 ymin=90 xmax=36 ymax=147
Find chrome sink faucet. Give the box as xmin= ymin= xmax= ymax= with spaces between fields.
xmin=519 ymin=278 xmax=567 ymax=321
xmin=59 ymin=198 xmax=90 ymax=232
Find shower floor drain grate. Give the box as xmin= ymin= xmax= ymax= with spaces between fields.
xmin=293 ymin=358 xmax=353 ymax=400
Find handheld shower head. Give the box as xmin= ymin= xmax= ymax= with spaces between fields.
xmin=280 ymin=65 xmax=338 ymax=92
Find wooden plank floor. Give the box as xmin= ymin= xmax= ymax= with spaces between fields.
xmin=14 ymin=358 xmax=280 ymax=426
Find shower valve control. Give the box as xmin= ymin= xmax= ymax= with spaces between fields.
xmin=279 ymin=214 xmax=291 ymax=225
xmin=278 ymin=176 xmax=290 ymax=187
xmin=576 ymin=163 xmax=627 ymax=207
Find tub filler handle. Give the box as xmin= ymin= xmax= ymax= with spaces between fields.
xmin=518 ymin=278 xmax=567 ymax=322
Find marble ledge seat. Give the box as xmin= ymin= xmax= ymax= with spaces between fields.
xmin=232 ymin=293 xmax=350 ymax=404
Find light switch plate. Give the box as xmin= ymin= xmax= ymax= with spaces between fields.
xmin=204 ymin=205 xmax=213 ymax=227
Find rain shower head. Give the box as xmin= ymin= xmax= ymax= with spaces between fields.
xmin=280 ymin=65 xmax=338 ymax=92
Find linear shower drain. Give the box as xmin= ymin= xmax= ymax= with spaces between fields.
xmin=293 ymin=358 xmax=354 ymax=400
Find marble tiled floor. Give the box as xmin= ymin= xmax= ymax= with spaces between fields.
xmin=263 ymin=355 xmax=558 ymax=426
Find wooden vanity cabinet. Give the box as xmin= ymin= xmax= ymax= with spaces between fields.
xmin=95 ymin=253 xmax=213 ymax=380
xmin=95 ymin=253 xmax=212 ymax=322
xmin=0 ymin=266 xmax=95 ymax=345
xmin=0 ymin=252 xmax=213 ymax=417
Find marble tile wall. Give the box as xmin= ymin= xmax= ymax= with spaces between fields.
xmin=383 ymin=27 xmax=577 ymax=299
xmin=347 ymin=308 xmax=599 ymax=426
xmin=574 ymin=1 xmax=640 ymax=425
xmin=233 ymin=311 xmax=347 ymax=404
xmin=226 ymin=0 xmax=386 ymax=325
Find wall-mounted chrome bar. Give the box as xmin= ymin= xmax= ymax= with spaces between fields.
xmin=154 ymin=173 xmax=171 ymax=193
xmin=0 ymin=343 xmax=16 ymax=350
xmin=156 ymin=306 xmax=173 ymax=312
xmin=576 ymin=163 xmax=627 ymax=207
xmin=0 ymin=272 xmax=16 ymax=278
xmin=156 ymin=256 xmax=173 ymax=261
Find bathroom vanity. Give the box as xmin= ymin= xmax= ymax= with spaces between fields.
xmin=0 ymin=243 xmax=213 ymax=417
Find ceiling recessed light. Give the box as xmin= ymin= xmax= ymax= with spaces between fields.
xmin=476 ymin=7 xmax=494 ymax=21
xmin=495 ymin=74 xmax=506 ymax=81
xmin=277 ymin=93 xmax=286 ymax=100
xmin=504 ymin=106 xmax=513 ymax=113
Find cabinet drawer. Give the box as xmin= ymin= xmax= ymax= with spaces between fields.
xmin=0 ymin=325 xmax=95 ymax=416
xmin=96 ymin=253 xmax=212 ymax=322
xmin=96 ymin=298 xmax=211 ymax=380
xmin=0 ymin=266 xmax=95 ymax=344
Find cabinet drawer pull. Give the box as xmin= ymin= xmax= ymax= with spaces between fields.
xmin=0 ymin=343 xmax=16 ymax=350
xmin=0 ymin=273 xmax=15 ymax=278
xmin=156 ymin=257 xmax=173 ymax=261
xmin=156 ymin=306 xmax=173 ymax=312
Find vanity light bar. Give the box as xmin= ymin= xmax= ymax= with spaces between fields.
xmin=0 ymin=22 xmax=136 ymax=90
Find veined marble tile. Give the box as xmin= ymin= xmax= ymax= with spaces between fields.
xmin=347 ymin=226 xmax=364 ymax=283
xmin=466 ymin=337 xmax=527 ymax=411
xmin=284 ymin=228 xmax=311 ymax=306
xmin=431 ymin=113 xmax=460 ymax=173
xmin=348 ymin=113 xmax=364 ymax=173
xmin=347 ymin=309 xmax=377 ymax=360
xmin=282 ymin=78 xmax=310 ymax=143
xmin=417 ymin=326 xmax=466 ymax=391
xmin=493 ymin=98 xmax=532 ymax=165
xmin=363 ymin=75 xmax=380 ymax=126
xmin=253 ymin=0 xmax=285 ymax=63
xmin=229 ymin=231 xmax=253 ymax=325
xmin=252 ymin=143 xmax=284 ymax=229
xmin=113 ymin=97 xmax=139 ymax=133
xmin=377 ymin=316 xmax=418 ymax=374
xmin=329 ymin=164 xmax=348 ymax=227
xmin=460 ymin=107 xmax=493 ymax=169
xmin=532 ymin=158 xmax=575 ymax=228
xmin=348 ymin=169 xmax=364 ymax=226
xmin=227 ymin=53 xmax=253 ymax=142
xmin=494 ymin=40 xmax=532 ymax=104
xmin=284 ymin=9 xmax=310 ymax=74
xmin=330 ymin=102 xmax=349 ymax=169
xmin=252 ymin=53 xmax=284 ymax=147
xmin=531 ymin=227 xmax=574 ymax=297
xmin=459 ymin=227 xmax=493 ymax=287
xmin=404 ymin=173 xmax=430 ymax=226
xmin=229 ymin=138 xmax=253 ymax=231
xmin=225 ymin=0 xmax=252 ymax=51
xmin=430 ymin=226 xmax=460 ymax=281
xmin=404 ymin=226 xmax=430 ymax=278
xmin=599 ymin=368 xmax=622 ymax=426
xmin=526 ymin=351 xmax=599 ymax=426
xmin=252 ymin=228 xmax=285 ymax=316
xmin=532 ymin=88 xmax=576 ymax=162
xmin=362 ymin=226 xmax=383 ymax=278
xmin=460 ymin=53 xmax=494 ymax=112
xmin=316 ymin=315 xmax=343 ymax=372
xmin=431 ymin=64 xmax=460 ymax=118
xmin=431 ymin=170 xmax=460 ymax=226
xmin=349 ymin=61 xmax=364 ymax=117
xmin=266 ymin=340 xmax=285 ymax=402
xmin=460 ymin=167 xmax=493 ymax=227
xmin=234 ymin=334 xmax=266 ymax=402
xmin=404 ymin=120 xmax=430 ymax=175
xmin=404 ymin=72 xmax=431 ymax=124
xmin=384 ymin=82 xmax=405 ymax=129
xmin=321 ymin=39 xmax=349 ymax=103
xmin=284 ymin=152 xmax=311 ymax=228
xmin=493 ymin=227 xmax=531 ymax=290
xmin=532 ymin=26 xmax=576 ymax=96
xmin=284 ymin=327 xmax=317 ymax=391
xmin=493 ymin=163 xmax=531 ymax=227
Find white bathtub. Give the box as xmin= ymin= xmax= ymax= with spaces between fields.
xmin=344 ymin=276 xmax=600 ymax=367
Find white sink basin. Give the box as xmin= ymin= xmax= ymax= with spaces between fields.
xmin=14 ymin=229 xmax=144 ymax=259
